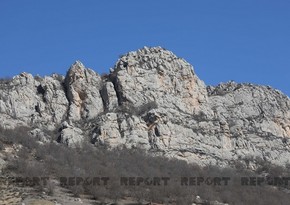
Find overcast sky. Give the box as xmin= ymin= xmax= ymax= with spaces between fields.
xmin=0 ymin=1 xmax=289 ymax=96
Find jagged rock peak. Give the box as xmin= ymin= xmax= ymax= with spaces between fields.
xmin=208 ymin=81 xmax=290 ymax=99
xmin=110 ymin=46 xmax=208 ymax=114
xmin=65 ymin=61 xmax=97 ymax=85
xmin=72 ymin=60 xmax=85 ymax=68
xmin=113 ymin=46 xmax=196 ymax=74
xmin=64 ymin=61 xmax=104 ymax=121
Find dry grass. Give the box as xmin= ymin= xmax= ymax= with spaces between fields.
xmin=27 ymin=200 xmax=54 ymax=205
xmin=2 ymin=126 xmax=290 ymax=204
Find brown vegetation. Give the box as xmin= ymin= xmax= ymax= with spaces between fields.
xmin=1 ymin=126 xmax=290 ymax=204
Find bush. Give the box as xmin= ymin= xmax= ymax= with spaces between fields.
xmin=46 ymin=180 xmax=56 ymax=196
xmin=118 ymin=101 xmax=158 ymax=116
xmin=0 ymin=126 xmax=37 ymax=149
xmin=3 ymin=126 xmax=290 ymax=204
xmin=0 ymin=141 xmax=4 ymax=151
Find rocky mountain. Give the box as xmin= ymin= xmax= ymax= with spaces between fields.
xmin=1 ymin=46 xmax=290 ymax=167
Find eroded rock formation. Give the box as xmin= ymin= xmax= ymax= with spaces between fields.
xmin=0 ymin=46 xmax=289 ymax=167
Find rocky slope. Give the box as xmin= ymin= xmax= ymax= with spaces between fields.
xmin=1 ymin=46 xmax=290 ymax=167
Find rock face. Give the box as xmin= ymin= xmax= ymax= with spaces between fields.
xmin=0 ymin=46 xmax=290 ymax=167
xmin=65 ymin=61 xmax=104 ymax=121
xmin=110 ymin=46 xmax=207 ymax=114
xmin=0 ymin=72 xmax=68 ymax=130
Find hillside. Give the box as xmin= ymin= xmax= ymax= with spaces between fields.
xmin=1 ymin=46 xmax=289 ymax=166
xmin=1 ymin=46 xmax=290 ymax=204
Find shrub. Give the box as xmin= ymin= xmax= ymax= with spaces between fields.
xmin=0 ymin=141 xmax=4 ymax=151
xmin=0 ymin=126 xmax=37 ymax=149
xmin=46 ymin=180 xmax=56 ymax=196
xmin=70 ymin=185 xmax=84 ymax=197
xmin=118 ymin=101 xmax=158 ymax=116
xmin=4 ymin=127 xmax=290 ymax=204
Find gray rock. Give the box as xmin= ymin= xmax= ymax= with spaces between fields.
xmin=30 ymin=128 xmax=50 ymax=143
xmin=1 ymin=46 xmax=290 ymax=167
xmin=0 ymin=72 xmax=68 ymax=130
xmin=64 ymin=61 xmax=104 ymax=121
xmin=101 ymin=82 xmax=119 ymax=111
xmin=111 ymin=46 xmax=207 ymax=114
xmin=0 ymin=157 xmax=7 ymax=174
xmin=59 ymin=126 xmax=84 ymax=148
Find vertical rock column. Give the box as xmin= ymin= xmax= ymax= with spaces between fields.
xmin=64 ymin=61 xmax=104 ymax=121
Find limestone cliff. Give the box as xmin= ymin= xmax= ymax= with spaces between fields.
xmin=1 ymin=46 xmax=289 ymax=167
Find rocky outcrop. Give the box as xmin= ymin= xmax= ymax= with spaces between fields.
xmin=0 ymin=46 xmax=290 ymax=167
xmin=65 ymin=61 xmax=104 ymax=121
xmin=110 ymin=46 xmax=207 ymax=114
xmin=58 ymin=123 xmax=84 ymax=148
xmin=0 ymin=72 xmax=68 ymax=130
